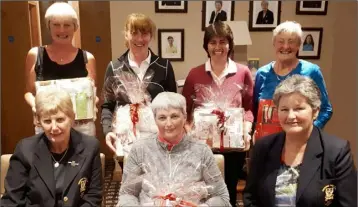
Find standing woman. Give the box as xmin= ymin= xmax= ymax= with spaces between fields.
xmin=24 ymin=2 xmax=97 ymax=136
xmin=182 ymin=21 xmax=254 ymax=207
xmin=101 ymin=13 xmax=177 ymax=152
xmin=253 ymin=21 xmax=332 ymax=141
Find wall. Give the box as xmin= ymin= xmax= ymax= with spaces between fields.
xmin=110 ymin=1 xmax=357 ymax=159
xmin=1 ymin=2 xmax=33 ymax=154
xmin=326 ymin=2 xmax=357 ymax=159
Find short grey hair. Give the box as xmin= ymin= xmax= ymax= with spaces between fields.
xmin=151 ymin=92 xmax=187 ymax=116
xmin=273 ymin=75 xmax=321 ymax=110
xmin=45 ymin=2 xmax=79 ymax=30
xmin=273 ymin=21 xmax=303 ymax=45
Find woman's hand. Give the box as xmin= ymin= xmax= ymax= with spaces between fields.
xmin=105 ymin=132 xmax=117 ymax=154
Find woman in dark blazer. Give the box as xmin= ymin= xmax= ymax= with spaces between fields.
xmin=1 ymin=88 xmax=102 ymax=207
xmin=244 ymin=75 xmax=357 ymax=207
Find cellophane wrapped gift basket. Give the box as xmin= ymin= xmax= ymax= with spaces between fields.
xmin=191 ymin=82 xmax=250 ymax=152
xmin=103 ymin=69 xmax=159 ymax=157
xmin=119 ymin=153 xmax=215 ymax=206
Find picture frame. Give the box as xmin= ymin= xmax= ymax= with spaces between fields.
xmin=247 ymin=58 xmax=260 ymax=81
xmin=155 ymin=1 xmax=188 ymax=13
xmin=297 ymin=28 xmax=323 ymax=60
xmin=249 ymin=1 xmax=281 ymax=32
xmin=158 ymin=29 xmax=184 ymax=61
xmin=296 ymin=1 xmax=328 ymax=15
xmin=202 ymin=1 xmax=235 ymax=31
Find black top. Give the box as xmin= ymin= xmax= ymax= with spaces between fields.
xmin=51 ymin=150 xmax=70 ymax=207
xmin=35 ymin=47 xmax=88 ymax=81
xmin=100 ymin=49 xmax=177 ymax=136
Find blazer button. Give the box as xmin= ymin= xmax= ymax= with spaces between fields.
xmin=63 ymin=196 xmax=68 ymax=202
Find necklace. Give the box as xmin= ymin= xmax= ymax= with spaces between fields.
xmin=51 ymin=148 xmax=69 ymax=168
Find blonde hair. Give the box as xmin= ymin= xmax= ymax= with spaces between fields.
xmin=45 ymin=2 xmax=79 ymax=30
xmin=124 ymin=13 xmax=156 ymax=47
xmin=35 ymin=87 xmax=75 ymax=121
xmin=272 ymin=21 xmax=303 ymax=45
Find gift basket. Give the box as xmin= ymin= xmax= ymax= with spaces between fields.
xmin=103 ymin=69 xmax=159 ymax=157
xmin=190 ymin=81 xmax=249 ymax=151
xmin=119 ymin=153 xmax=216 ymax=206
xmin=35 ymin=77 xmax=96 ymax=120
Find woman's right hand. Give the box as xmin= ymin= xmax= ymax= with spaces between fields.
xmin=105 ymin=132 xmax=117 ymax=154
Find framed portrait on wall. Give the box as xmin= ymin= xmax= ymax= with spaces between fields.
xmin=155 ymin=1 xmax=188 ymax=13
xmin=296 ymin=1 xmax=328 ymax=15
xmin=297 ymin=28 xmax=323 ymax=59
xmin=158 ymin=29 xmax=184 ymax=61
xmin=249 ymin=1 xmax=281 ymax=31
xmin=202 ymin=1 xmax=235 ymax=31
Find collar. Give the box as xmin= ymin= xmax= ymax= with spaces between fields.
xmin=157 ymin=133 xmax=185 ymax=151
xmin=128 ymin=50 xmax=151 ymax=68
xmin=205 ymin=58 xmax=237 ymax=74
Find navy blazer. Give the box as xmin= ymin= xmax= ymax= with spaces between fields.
xmin=1 ymin=129 xmax=103 ymax=207
xmin=243 ymin=127 xmax=357 ymax=207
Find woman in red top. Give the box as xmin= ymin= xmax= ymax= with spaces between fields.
xmin=182 ymin=21 xmax=254 ymax=207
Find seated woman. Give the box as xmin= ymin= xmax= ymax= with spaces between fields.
xmin=118 ymin=92 xmax=230 ymax=207
xmin=244 ymin=75 xmax=357 ymax=207
xmin=1 ymin=88 xmax=102 ymax=207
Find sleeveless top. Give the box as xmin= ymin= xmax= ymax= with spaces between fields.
xmin=35 ymin=46 xmax=88 ymax=81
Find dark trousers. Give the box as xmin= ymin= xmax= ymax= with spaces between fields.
xmin=214 ymin=151 xmax=246 ymax=207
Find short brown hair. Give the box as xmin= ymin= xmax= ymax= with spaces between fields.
xmin=203 ymin=21 xmax=234 ymax=58
xmin=124 ymin=13 xmax=156 ymax=37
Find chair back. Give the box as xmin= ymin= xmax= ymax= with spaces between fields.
xmin=1 ymin=154 xmax=12 ymax=196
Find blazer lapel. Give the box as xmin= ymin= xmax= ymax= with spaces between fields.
xmin=63 ymin=130 xmax=86 ymax=193
xmin=34 ymin=135 xmax=56 ymax=198
xmin=296 ymin=127 xmax=323 ymax=203
xmin=264 ymin=134 xmax=285 ymax=206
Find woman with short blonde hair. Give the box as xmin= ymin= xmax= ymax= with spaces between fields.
xmin=2 ymin=87 xmax=102 ymax=206
xmin=24 ymin=2 xmax=97 ymax=136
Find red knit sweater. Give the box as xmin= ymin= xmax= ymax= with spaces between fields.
xmin=182 ymin=62 xmax=254 ymax=123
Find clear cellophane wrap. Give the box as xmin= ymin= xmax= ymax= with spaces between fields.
xmin=35 ymin=77 xmax=96 ymax=120
xmin=103 ymin=69 xmax=158 ymax=157
xmin=191 ymin=82 xmax=249 ymax=151
xmin=120 ymin=155 xmax=215 ymax=206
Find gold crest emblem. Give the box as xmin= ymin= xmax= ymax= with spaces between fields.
xmin=78 ymin=177 xmax=88 ymax=197
xmin=322 ymin=184 xmax=335 ymax=206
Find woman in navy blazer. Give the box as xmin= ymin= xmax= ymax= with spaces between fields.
xmin=1 ymin=88 xmax=102 ymax=207
xmin=244 ymin=75 xmax=357 ymax=207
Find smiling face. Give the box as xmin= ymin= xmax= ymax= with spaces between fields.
xmin=39 ymin=110 xmax=72 ymax=144
xmin=207 ymin=36 xmax=229 ymax=60
xmin=155 ymin=108 xmax=186 ymax=143
xmin=125 ymin=30 xmax=152 ymax=55
xmin=273 ymin=32 xmax=300 ymax=63
xmin=277 ymin=93 xmax=318 ymax=136
xmin=49 ymin=17 xmax=76 ymax=45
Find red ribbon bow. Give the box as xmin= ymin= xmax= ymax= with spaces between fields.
xmin=154 ymin=193 xmax=197 ymax=207
xmin=211 ymin=109 xmax=226 ymax=152
xmin=130 ymin=103 xmax=140 ymax=136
